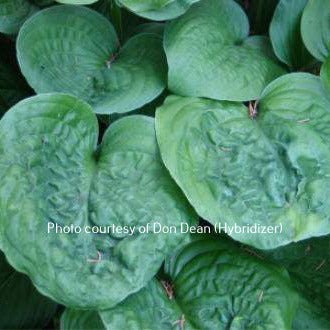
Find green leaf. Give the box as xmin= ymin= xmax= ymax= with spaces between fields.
xmin=301 ymin=0 xmax=330 ymax=62
xmin=321 ymin=56 xmax=330 ymax=93
xmin=62 ymin=279 xmax=186 ymax=330
xmin=116 ymin=0 xmax=200 ymax=21
xmin=164 ymin=236 xmax=297 ymax=328
xmin=100 ymin=279 xmax=189 ymax=329
xmin=270 ymin=0 xmax=313 ymax=69
xmin=0 ymin=0 xmax=37 ymax=34
xmin=292 ymin=301 xmax=330 ymax=330
xmin=264 ymin=236 xmax=330 ymax=320
xmin=99 ymin=280 xmax=188 ymax=330
xmin=66 ymin=236 xmax=298 ymax=329
xmin=17 ymin=5 xmax=167 ymax=114
xmin=61 ymin=310 xmax=104 ymax=330
xmin=0 ymin=251 xmax=58 ymax=329
xmin=155 ymin=73 xmax=330 ymax=249
xmin=253 ymin=234 xmax=330 ymax=329
xmin=243 ymin=35 xmax=280 ymax=63
xmin=0 ymin=93 xmax=197 ymax=309
xmin=164 ymin=0 xmax=285 ymax=102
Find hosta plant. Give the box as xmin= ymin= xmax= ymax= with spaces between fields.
xmin=0 ymin=0 xmax=329 ymax=328
xmin=156 ymin=73 xmax=330 ymax=249
xmin=164 ymin=0 xmax=285 ymax=101
xmin=61 ymin=236 xmax=299 ymax=329
xmin=0 ymin=93 xmax=196 ymax=308
xmin=17 ymin=5 xmax=167 ymax=114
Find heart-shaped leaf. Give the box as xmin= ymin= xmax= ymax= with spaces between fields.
xmin=321 ymin=56 xmax=330 ymax=93
xmin=0 ymin=0 xmax=37 ymax=34
xmin=17 ymin=5 xmax=167 ymax=114
xmin=270 ymin=0 xmax=313 ymax=69
xmin=0 ymin=93 xmax=196 ymax=309
xmin=301 ymin=0 xmax=330 ymax=62
xmin=116 ymin=0 xmax=200 ymax=21
xmin=156 ymin=73 xmax=330 ymax=249
xmin=164 ymin=0 xmax=285 ymax=102
xmin=62 ymin=236 xmax=298 ymax=329
xmin=0 ymin=251 xmax=58 ymax=329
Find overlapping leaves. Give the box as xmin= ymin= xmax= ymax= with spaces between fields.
xmin=263 ymin=235 xmax=330 ymax=329
xmin=0 ymin=93 xmax=196 ymax=309
xmin=0 ymin=0 xmax=329 ymax=328
xmin=270 ymin=0 xmax=313 ymax=69
xmin=62 ymin=237 xmax=298 ymax=329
